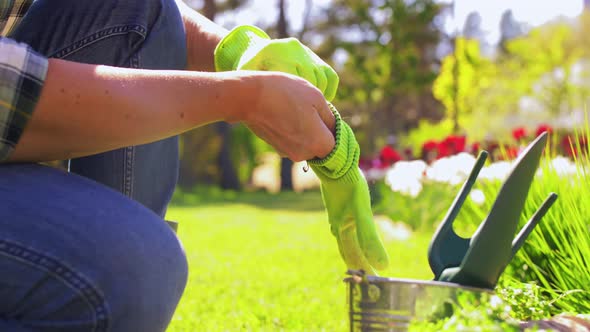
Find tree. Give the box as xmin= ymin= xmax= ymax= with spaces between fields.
xmin=432 ymin=18 xmax=587 ymax=141
xmin=265 ymin=0 xmax=314 ymax=191
xmin=506 ymin=23 xmax=583 ymax=116
xmin=178 ymin=0 xmax=249 ymax=190
xmin=310 ymin=0 xmax=447 ymax=154
xmin=462 ymin=11 xmax=484 ymax=41
xmin=461 ymin=10 xmax=490 ymax=56
xmin=433 ymin=37 xmax=495 ymax=134
xmin=276 ymin=0 xmax=295 ymax=191
xmin=499 ymin=10 xmax=525 ymax=54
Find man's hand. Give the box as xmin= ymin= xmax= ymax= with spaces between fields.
xmin=214 ymin=25 xmax=339 ymax=101
xmin=239 ymin=71 xmax=335 ymax=162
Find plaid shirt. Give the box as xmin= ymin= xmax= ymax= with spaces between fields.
xmin=0 ymin=0 xmax=47 ymax=161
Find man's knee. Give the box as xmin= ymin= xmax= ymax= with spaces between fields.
xmin=103 ymin=220 xmax=188 ymax=331
xmin=0 ymin=164 xmax=189 ymax=331
xmin=107 ymin=227 xmax=188 ymax=331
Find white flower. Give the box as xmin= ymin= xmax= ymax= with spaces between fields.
xmin=375 ymin=215 xmax=412 ymax=241
xmin=479 ymin=161 xmax=513 ymax=181
xmin=469 ymin=189 xmax=486 ymax=205
xmin=365 ymin=168 xmax=387 ymax=182
xmin=548 ymin=156 xmax=578 ymax=177
xmin=425 ymin=153 xmax=476 ymax=185
xmin=385 ymin=160 xmax=427 ymax=197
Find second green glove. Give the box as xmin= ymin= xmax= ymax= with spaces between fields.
xmin=309 ymin=104 xmax=389 ymax=275
xmin=214 ymin=25 xmax=339 ymax=101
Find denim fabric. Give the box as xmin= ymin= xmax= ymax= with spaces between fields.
xmin=2 ymin=0 xmax=190 ymax=331
xmin=0 ymin=164 xmax=188 ymax=332
xmin=10 ymin=0 xmax=188 ymax=218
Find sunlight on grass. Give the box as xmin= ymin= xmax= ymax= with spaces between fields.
xmin=165 ymin=192 xmax=433 ymax=331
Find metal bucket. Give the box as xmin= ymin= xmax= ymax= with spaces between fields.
xmin=345 ymin=273 xmax=493 ymax=332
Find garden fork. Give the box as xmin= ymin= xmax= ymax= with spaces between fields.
xmin=427 ymin=132 xmax=558 ymax=290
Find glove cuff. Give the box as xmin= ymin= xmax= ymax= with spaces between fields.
xmin=214 ymin=25 xmax=271 ymax=72
xmin=308 ymin=104 xmax=362 ymax=184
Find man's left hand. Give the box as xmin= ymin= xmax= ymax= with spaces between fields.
xmin=214 ymin=25 xmax=339 ymax=101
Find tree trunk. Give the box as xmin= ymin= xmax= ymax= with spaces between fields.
xmin=203 ymin=0 xmax=216 ymax=19
xmin=218 ymin=123 xmax=241 ymax=190
xmin=452 ymin=36 xmax=460 ymax=134
xmin=277 ymin=0 xmax=294 ymax=191
xmin=206 ymin=0 xmax=241 ymax=190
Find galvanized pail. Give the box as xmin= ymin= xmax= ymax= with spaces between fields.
xmin=345 ymin=273 xmax=492 ymax=332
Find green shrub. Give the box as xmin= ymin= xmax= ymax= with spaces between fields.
xmin=409 ymin=292 xmax=521 ymax=331
xmin=371 ymin=179 xmax=458 ymax=231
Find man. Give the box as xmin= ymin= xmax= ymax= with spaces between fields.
xmin=0 ymin=0 xmax=337 ymax=331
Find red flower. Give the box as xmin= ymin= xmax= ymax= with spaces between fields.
xmin=535 ymin=124 xmax=553 ymax=137
xmin=505 ymin=146 xmax=519 ymax=159
xmin=470 ymin=142 xmax=480 ymax=155
xmin=403 ymin=148 xmax=414 ymax=160
xmin=512 ymin=127 xmax=527 ymax=141
xmin=561 ymin=135 xmax=587 ymax=157
xmin=422 ymin=140 xmax=438 ymax=152
xmin=421 ymin=140 xmax=439 ymax=162
xmin=442 ymin=135 xmax=467 ymax=154
xmin=561 ymin=135 xmax=575 ymax=157
xmin=449 ymin=136 xmax=467 ymax=153
xmin=455 ymin=136 xmax=467 ymax=152
xmin=436 ymin=142 xmax=451 ymax=158
xmin=420 ymin=135 xmax=468 ymax=160
xmin=379 ymin=146 xmax=402 ymax=166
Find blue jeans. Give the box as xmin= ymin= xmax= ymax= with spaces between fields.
xmin=11 ymin=0 xmax=184 ymax=218
xmin=2 ymin=0 xmax=189 ymax=331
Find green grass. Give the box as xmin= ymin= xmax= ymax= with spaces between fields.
xmin=164 ymin=137 xmax=590 ymax=330
xmin=165 ymin=190 xmax=433 ymax=331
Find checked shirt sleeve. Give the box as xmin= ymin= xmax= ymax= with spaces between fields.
xmin=0 ymin=37 xmax=47 ymax=161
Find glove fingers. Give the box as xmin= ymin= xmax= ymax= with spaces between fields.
xmin=355 ymin=180 xmax=390 ymax=270
xmin=336 ymin=220 xmax=377 ymax=275
xmin=314 ymin=68 xmax=328 ymax=98
xmin=239 ymin=39 xmax=298 ymax=74
xmin=238 ymin=49 xmax=279 ymax=72
xmin=213 ymin=25 xmax=271 ymax=71
xmin=357 ymin=219 xmax=389 ymax=271
xmin=295 ymin=63 xmax=318 ymax=88
xmin=323 ymin=66 xmax=339 ymax=102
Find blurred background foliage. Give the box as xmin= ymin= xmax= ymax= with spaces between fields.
xmin=177 ymin=0 xmax=590 ymax=193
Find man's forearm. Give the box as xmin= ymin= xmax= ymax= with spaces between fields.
xmin=175 ymin=0 xmax=228 ymax=72
xmin=8 ymin=58 xmax=255 ymax=162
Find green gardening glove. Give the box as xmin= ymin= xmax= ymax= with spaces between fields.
xmin=214 ymin=25 xmax=339 ymax=101
xmin=309 ymin=104 xmax=389 ymax=275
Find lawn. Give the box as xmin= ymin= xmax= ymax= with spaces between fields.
xmin=165 ymin=190 xmax=433 ymax=332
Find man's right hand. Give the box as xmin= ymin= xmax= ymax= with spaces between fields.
xmin=235 ymin=71 xmax=336 ymax=162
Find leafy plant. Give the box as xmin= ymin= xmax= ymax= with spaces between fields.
xmin=496 ymin=280 xmax=554 ymax=321
xmin=371 ymin=179 xmax=457 ymax=231
xmin=459 ymin=131 xmax=590 ymax=314
xmin=409 ymin=292 xmax=521 ymax=331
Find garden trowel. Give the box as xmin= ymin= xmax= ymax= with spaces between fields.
xmin=427 ymin=132 xmax=558 ymax=290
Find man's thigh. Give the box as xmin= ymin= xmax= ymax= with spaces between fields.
xmin=10 ymin=0 xmax=186 ymax=68
xmin=9 ymin=0 xmax=187 ymax=217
